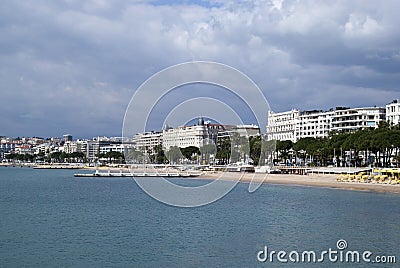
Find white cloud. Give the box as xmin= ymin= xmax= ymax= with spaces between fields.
xmin=0 ymin=0 xmax=399 ymax=137
xmin=344 ymin=13 xmax=382 ymax=37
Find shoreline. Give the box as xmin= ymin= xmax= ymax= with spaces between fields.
xmin=81 ymin=167 xmax=400 ymax=194
xmin=196 ymin=172 xmax=400 ymax=194
xmin=2 ymin=165 xmax=400 ymax=194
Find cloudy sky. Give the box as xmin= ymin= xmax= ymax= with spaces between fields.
xmin=1 ymin=0 xmax=399 ymax=138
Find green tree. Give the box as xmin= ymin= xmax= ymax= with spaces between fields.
xmin=104 ymin=151 xmax=125 ymax=164
xmin=276 ymin=140 xmax=293 ymax=164
xmin=180 ymin=146 xmax=200 ymax=161
xmin=216 ymin=136 xmax=231 ymax=164
xmin=48 ymin=151 xmax=62 ymax=163
xmin=229 ymin=133 xmax=250 ymax=163
xmin=153 ymin=144 xmax=166 ymax=164
xmin=249 ymin=136 xmax=261 ymax=165
xmin=165 ymin=146 xmax=183 ymax=164
xmin=200 ymin=143 xmax=216 ymax=164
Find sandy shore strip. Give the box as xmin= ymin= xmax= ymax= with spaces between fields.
xmin=197 ymin=172 xmax=400 ymax=194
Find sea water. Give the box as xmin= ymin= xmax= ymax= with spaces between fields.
xmin=1 ymin=167 xmax=399 ymax=267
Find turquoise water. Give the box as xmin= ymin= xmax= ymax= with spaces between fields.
xmin=1 ymin=167 xmax=399 ymax=267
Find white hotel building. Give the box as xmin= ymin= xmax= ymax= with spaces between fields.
xmin=133 ymin=131 xmax=163 ymax=152
xmin=162 ymin=119 xmax=220 ymax=150
xmin=267 ymin=106 xmax=386 ymax=142
xmin=297 ymin=110 xmax=333 ymax=139
xmin=131 ymin=119 xmax=259 ymax=152
xmin=386 ymin=99 xmax=400 ymax=126
xmin=267 ymin=109 xmax=300 ymax=142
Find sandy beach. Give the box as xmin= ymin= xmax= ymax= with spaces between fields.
xmin=198 ymin=172 xmax=400 ymax=194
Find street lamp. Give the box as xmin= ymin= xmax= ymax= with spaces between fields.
xmin=299 ymin=150 xmax=306 ymax=166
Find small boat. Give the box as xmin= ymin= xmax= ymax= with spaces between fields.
xmin=225 ymin=163 xmax=255 ymax=173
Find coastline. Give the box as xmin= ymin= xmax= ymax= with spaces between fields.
xmin=197 ymin=172 xmax=400 ymax=194
xmin=82 ymin=166 xmax=400 ymax=194
xmin=2 ymin=164 xmax=399 ymax=194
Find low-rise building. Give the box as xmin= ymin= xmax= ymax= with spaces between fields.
xmin=14 ymin=145 xmax=34 ymax=155
xmin=76 ymin=137 xmax=123 ymax=162
xmin=99 ymin=144 xmax=127 ymax=155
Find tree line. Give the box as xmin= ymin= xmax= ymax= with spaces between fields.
xmin=5 ymin=151 xmax=86 ymax=163
xmin=5 ymin=150 xmax=126 ymax=164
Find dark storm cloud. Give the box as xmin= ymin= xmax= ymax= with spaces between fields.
xmin=0 ymin=0 xmax=399 ymax=137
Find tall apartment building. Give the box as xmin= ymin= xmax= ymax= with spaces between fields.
xmin=297 ymin=110 xmax=333 ymax=139
xmin=386 ymin=99 xmax=400 ymax=126
xmin=331 ymin=107 xmax=385 ymax=132
xmin=267 ymin=110 xmax=300 ymax=142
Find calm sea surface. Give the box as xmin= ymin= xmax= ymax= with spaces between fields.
xmin=1 ymin=167 xmax=400 ymax=267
